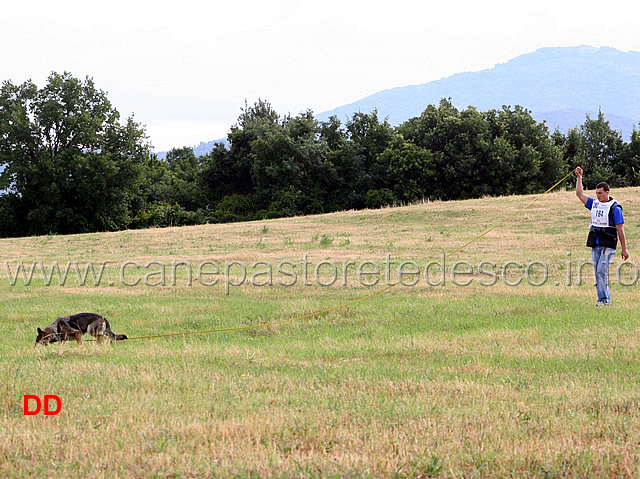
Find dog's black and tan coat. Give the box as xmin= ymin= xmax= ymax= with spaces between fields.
xmin=36 ymin=313 xmax=127 ymax=345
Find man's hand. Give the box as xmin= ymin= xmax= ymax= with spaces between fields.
xmin=575 ymin=166 xmax=583 ymax=177
xmin=621 ymin=248 xmax=630 ymax=261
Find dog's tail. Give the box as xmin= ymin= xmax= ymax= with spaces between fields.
xmin=105 ymin=330 xmax=128 ymax=341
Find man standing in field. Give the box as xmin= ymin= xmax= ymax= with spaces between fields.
xmin=575 ymin=166 xmax=629 ymax=305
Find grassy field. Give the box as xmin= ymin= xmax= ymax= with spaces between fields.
xmin=1 ymin=187 xmax=640 ymax=478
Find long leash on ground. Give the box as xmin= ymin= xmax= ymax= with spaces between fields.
xmin=111 ymin=170 xmax=576 ymax=342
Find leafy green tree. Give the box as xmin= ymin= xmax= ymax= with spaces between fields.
xmin=201 ymin=99 xmax=279 ymax=207
xmin=319 ymin=115 xmax=346 ymax=151
xmin=316 ymin=116 xmax=350 ymax=210
xmin=345 ymin=110 xmax=394 ymax=189
xmin=614 ymin=127 xmax=640 ymax=186
xmin=200 ymin=142 xmax=243 ymax=205
xmin=323 ymin=110 xmax=394 ymax=209
xmin=400 ymin=100 xmax=565 ymax=199
xmin=381 ymin=133 xmax=435 ymax=203
xmin=250 ymin=110 xmax=331 ymax=214
xmin=202 ymin=102 xmax=338 ymax=219
xmin=163 ymin=147 xmax=206 ymax=210
xmin=485 ymin=105 xmax=565 ymax=194
xmin=570 ymin=110 xmax=624 ymax=188
xmin=399 ymin=100 xmax=492 ymax=199
xmin=0 ymin=72 xmax=150 ymax=237
xmin=322 ymin=141 xmax=364 ymax=210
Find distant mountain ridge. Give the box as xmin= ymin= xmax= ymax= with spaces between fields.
xmin=317 ymin=45 xmax=640 ymax=140
xmin=157 ymin=46 xmax=640 ymax=156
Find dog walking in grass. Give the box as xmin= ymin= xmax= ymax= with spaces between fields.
xmin=35 ymin=313 xmax=127 ymax=345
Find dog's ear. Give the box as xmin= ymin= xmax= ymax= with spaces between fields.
xmin=37 ymin=327 xmax=43 ymax=335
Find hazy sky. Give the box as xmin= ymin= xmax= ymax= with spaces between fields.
xmin=3 ymin=0 xmax=640 ymax=151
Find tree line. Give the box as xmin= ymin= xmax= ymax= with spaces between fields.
xmin=1 ymin=72 xmax=639 ymax=238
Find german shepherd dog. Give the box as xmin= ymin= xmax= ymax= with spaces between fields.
xmin=35 ymin=313 xmax=127 ymax=345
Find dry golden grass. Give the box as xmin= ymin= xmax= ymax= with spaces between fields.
xmin=1 ymin=187 xmax=637 ymax=264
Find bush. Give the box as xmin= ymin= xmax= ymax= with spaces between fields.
xmin=365 ymin=188 xmax=397 ymax=209
xmin=211 ymin=194 xmax=257 ymax=222
xmin=132 ymin=203 xmax=204 ymax=228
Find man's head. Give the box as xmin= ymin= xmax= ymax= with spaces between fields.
xmin=595 ymin=182 xmax=610 ymax=202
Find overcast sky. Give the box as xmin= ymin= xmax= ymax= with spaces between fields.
xmin=3 ymin=0 xmax=640 ymax=151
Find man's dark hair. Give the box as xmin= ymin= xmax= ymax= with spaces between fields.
xmin=596 ymin=182 xmax=610 ymax=192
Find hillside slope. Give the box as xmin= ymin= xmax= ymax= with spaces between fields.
xmin=2 ymin=186 xmax=638 ymax=268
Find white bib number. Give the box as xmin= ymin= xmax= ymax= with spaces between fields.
xmin=591 ymin=200 xmax=616 ymax=228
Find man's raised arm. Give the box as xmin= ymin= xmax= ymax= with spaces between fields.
xmin=575 ymin=166 xmax=588 ymax=205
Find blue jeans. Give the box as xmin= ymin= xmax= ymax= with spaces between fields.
xmin=592 ymin=246 xmax=616 ymax=303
